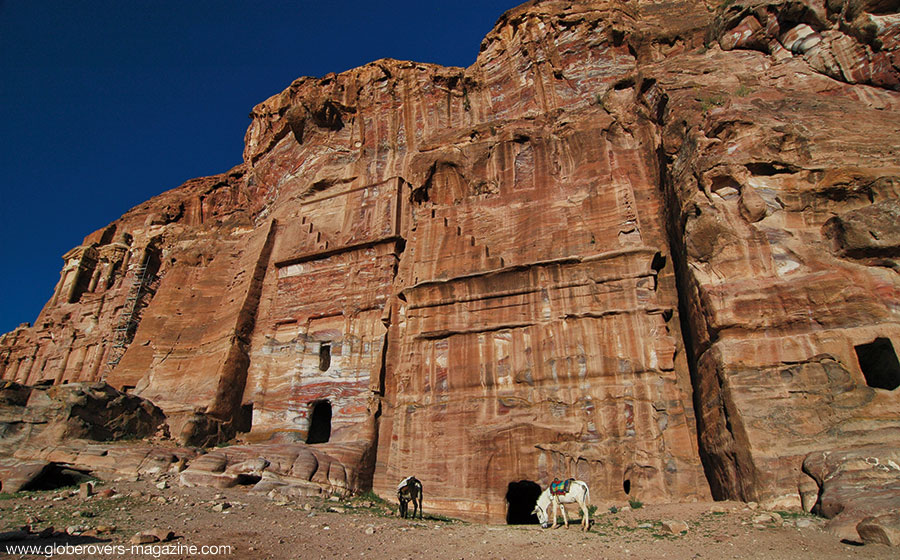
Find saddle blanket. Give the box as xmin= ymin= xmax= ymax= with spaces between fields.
xmin=550 ymin=478 xmax=575 ymax=495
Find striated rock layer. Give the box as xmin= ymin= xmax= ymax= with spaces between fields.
xmin=1 ymin=0 xmax=899 ymax=530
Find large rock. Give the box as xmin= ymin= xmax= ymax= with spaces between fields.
xmin=0 ymin=458 xmax=51 ymax=493
xmin=857 ymin=511 xmax=900 ymax=547
xmin=179 ymin=441 xmax=370 ymax=497
xmin=0 ymin=382 xmax=166 ymax=455
xmin=1 ymin=0 xmax=898 ymax=525
xmin=803 ymin=446 xmax=900 ymax=542
xmin=0 ymin=381 xmax=197 ymax=490
xmin=823 ymin=200 xmax=900 ymax=260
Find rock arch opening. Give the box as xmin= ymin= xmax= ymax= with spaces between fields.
xmin=306 ymin=400 xmax=332 ymax=444
xmin=505 ymin=480 xmax=541 ymax=524
xmin=623 ymin=478 xmax=632 ymax=495
xmin=855 ymin=338 xmax=900 ymax=391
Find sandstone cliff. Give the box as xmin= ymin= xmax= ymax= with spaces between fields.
xmin=1 ymin=0 xmax=898 ymax=535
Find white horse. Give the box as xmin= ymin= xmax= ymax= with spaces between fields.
xmin=533 ymin=479 xmax=591 ymax=531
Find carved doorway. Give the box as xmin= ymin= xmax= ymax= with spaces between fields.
xmin=307 ymin=400 xmax=332 ymax=444
xmin=505 ymin=480 xmax=541 ymax=524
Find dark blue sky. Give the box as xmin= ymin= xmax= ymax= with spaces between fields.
xmin=0 ymin=0 xmax=521 ymax=334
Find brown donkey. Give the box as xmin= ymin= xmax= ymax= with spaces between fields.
xmin=397 ymin=476 xmax=423 ymax=519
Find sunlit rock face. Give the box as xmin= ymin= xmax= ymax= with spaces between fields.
xmin=2 ymin=0 xmax=899 ymax=527
xmin=659 ymin=4 xmax=900 ymax=515
xmin=236 ymin=0 xmax=713 ymax=520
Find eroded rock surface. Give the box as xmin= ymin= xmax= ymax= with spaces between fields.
xmin=179 ymin=441 xmax=371 ymax=498
xmin=0 ymin=381 xmax=166 ymax=453
xmin=803 ymin=446 xmax=900 ymax=542
xmin=0 ymin=382 xmax=366 ymax=499
xmin=1 ymin=0 xmax=899 ymax=530
xmin=0 ymin=381 xmax=174 ymax=492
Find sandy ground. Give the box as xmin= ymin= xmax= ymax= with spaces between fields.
xmin=1 ymin=474 xmax=895 ymax=559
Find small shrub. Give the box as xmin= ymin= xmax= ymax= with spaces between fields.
xmin=698 ymin=93 xmax=726 ymax=112
xmin=609 ymin=505 xmax=619 ymax=514
xmin=355 ymin=490 xmax=387 ymax=505
xmin=628 ymin=498 xmax=643 ymax=509
xmin=735 ymin=84 xmax=752 ymax=97
xmin=775 ymin=510 xmax=813 ymax=519
xmin=423 ymin=512 xmax=457 ymax=523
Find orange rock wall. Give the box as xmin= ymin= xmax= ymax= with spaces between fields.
xmin=3 ymin=0 xmax=899 ymax=523
xmin=244 ymin=179 xmax=403 ymax=442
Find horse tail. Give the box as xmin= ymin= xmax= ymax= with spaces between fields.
xmin=578 ymin=481 xmax=591 ymax=511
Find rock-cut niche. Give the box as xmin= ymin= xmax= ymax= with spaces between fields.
xmin=319 ymin=342 xmax=331 ymax=372
xmin=855 ymin=337 xmax=900 ymax=391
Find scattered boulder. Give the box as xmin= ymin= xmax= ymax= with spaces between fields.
xmin=66 ymin=525 xmax=91 ymax=536
xmin=128 ymin=528 xmax=175 ymax=544
xmin=130 ymin=532 xmax=159 ymax=545
xmin=857 ymin=512 xmax=900 ymax=547
xmin=144 ymin=528 xmax=175 ymax=542
xmin=660 ymin=520 xmax=689 ymax=535
xmin=752 ymin=512 xmax=783 ymax=526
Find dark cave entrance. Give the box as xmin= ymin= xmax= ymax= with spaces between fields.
xmin=235 ymin=474 xmax=262 ymax=486
xmin=20 ymin=464 xmax=93 ymax=492
xmin=855 ymin=338 xmax=900 ymax=391
xmin=306 ymin=400 xmax=332 ymax=444
xmin=506 ymin=480 xmax=542 ymax=524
